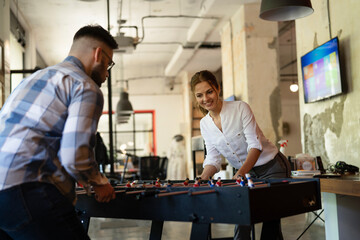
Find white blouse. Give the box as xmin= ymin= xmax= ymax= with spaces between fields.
xmin=200 ymin=101 xmax=278 ymax=172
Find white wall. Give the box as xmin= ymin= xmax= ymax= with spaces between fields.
xmin=221 ymin=3 xmax=281 ymax=144
xmin=99 ymin=93 xmax=185 ymax=158
xmin=131 ymin=94 xmax=185 ymax=157
xmin=280 ymin=81 xmax=302 ymax=156
xmin=296 ymin=0 xmax=360 ymax=167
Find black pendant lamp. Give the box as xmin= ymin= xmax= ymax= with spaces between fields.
xmin=116 ymin=89 xmax=133 ymax=124
xmin=260 ymin=0 xmax=314 ymax=21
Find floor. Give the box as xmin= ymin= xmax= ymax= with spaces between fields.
xmin=87 ymin=210 xmax=325 ymax=240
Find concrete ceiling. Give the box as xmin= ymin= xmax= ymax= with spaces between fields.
xmin=14 ymin=0 xmax=295 ymax=95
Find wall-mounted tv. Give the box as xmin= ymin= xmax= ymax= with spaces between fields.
xmin=300 ymin=37 xmax=343 ymax=103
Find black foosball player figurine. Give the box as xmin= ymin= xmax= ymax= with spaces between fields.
xmin=183 ymin=178 xmax=190 ymax=186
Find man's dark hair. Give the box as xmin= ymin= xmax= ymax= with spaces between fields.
xmin=74 ymin=25 xmax=118 ymax=49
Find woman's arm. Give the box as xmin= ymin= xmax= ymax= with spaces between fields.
xmin=200 ymin=165 xmax=218 ymax=180
xmin=233 ymin=148 xmax=261 ymax=179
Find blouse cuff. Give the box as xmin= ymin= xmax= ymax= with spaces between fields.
xmin=203 ymin=162 xmax=221 ymax=173
xmin=247 ymin=141 xmax=263 ymax=153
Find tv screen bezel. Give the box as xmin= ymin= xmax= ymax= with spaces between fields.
xmin=300 ymin=37 xmax=343 ymax=104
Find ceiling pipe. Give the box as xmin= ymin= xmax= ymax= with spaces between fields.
xmin=164 ymin=15 xmax=221 ymax=77
xmin=138 ymin=15 xmax=219 ymax=44
xmin=115 ymin=75 xmax=166 ymax=83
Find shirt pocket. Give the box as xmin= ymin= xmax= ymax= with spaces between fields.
xmin=230 ymin=130 xmax=246 ymax=144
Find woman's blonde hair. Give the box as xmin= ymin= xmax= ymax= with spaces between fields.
xmin=190 ymin=70 xmax=220 ymax=116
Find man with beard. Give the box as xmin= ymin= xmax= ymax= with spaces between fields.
xmin=0 ymin=25 xmax=118 ymax=240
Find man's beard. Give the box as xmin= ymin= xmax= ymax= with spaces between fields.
xmin=91 ymin=64 xmax=105 ymax=87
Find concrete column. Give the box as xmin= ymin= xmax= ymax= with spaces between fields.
xmin=0 ymin=1 xmax=11 ymax=101
xmin=221 ymin=3 xmax=281 ymax=143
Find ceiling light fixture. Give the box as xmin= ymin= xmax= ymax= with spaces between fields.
xmin=113 ymin=0 xmax=138 ymax=53
xmin=113 ymin=32 xmax=137 ymax=54
xmin=260 ymin=0 xmax=314 ymax=21
xmin=290 ymin=82 xmax=299 ymax=92
xmin=116 ymin=87 xmax=133 ymax=124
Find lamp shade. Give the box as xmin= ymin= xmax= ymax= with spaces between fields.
xmin=116 ymin=90 xmax=133 ymax=124
xmin=260 ymin=0 xmax=314 ymax=21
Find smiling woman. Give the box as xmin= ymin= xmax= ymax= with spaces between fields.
xmin=191 ymin=70 xmax=221 ymax=116
xmin=190 ymin=70 xmax=291 ymax=240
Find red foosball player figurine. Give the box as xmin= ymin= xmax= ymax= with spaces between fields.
xmin=193 ymin=177 xmax=200 ymax=187
xmin=155 ymin=178 xmax=161 ymax=188
xmin=215 ymin=177 xmax=222 ymax=187
xmin=236 ymin=175 xmax=242 ymax=185
xmin=125 ymin=180 xmax=131 ymax=188
xmin=236 ymin=175 xmax=245 ymax=187
xmin=183 ymin=177 xmax=190 ymax=186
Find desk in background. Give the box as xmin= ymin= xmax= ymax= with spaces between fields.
xmin=320 ymin=174 xmax=360 ymax=240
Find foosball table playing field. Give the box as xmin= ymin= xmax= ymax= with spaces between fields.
xmin=75 ymin=177 xmax=321 ymax=240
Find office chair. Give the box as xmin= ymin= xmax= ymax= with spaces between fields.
xmin=138 ymin=156 xmax=161 ymax=180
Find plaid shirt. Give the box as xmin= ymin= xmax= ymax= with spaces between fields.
xmin=0 ymin=56 xmax=108 ymax=203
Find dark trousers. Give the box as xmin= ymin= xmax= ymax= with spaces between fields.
xmin=0 ymin=182 xmax=89 ymax=240
xmin=234 ymin=152 xmax=291 ymax=240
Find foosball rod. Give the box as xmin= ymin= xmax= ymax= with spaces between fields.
xmin=155 ymin=190 xmax=189 ymax=198
xmin=189 ymin=189 xmax=216 ymax=196
xmin=126 ymin=189 xmax=167 ymax=195
xmin=156 ymin=189 xmax=217 ymax=198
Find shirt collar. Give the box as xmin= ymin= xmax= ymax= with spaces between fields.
xmin=64 ymin=56 xmax=85 ymax=72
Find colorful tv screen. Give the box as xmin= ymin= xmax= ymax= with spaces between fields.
xmin=301 ymin=37 xmax=343 ymax=103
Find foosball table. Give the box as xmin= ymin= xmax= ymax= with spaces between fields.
xmin=75 ymin=178 xmax=321 ymax=240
